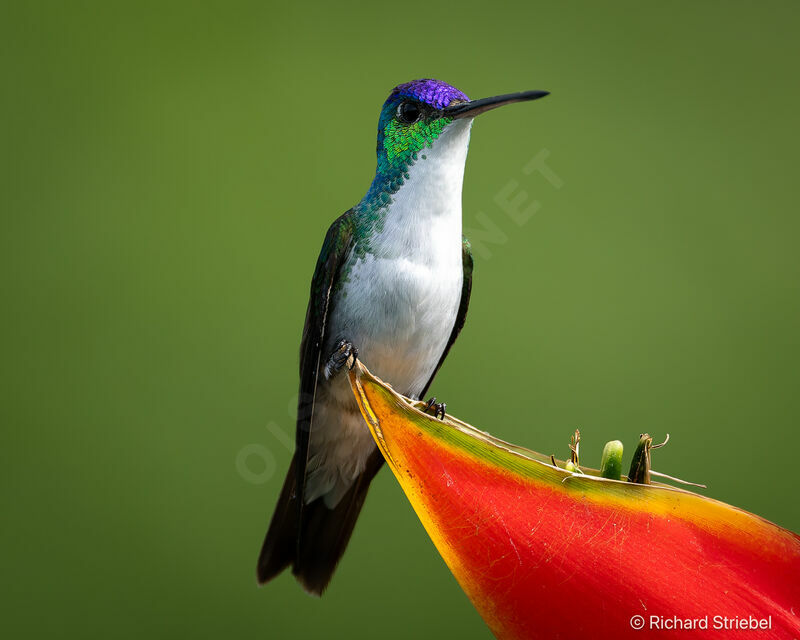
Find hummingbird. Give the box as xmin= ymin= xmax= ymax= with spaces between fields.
xmin=257 ymin=79 xmax=548 ymax=595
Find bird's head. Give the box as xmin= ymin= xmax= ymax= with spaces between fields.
xmin=374 ymin=79 xmax=549 ymax=175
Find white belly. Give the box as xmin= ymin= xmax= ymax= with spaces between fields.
xmin=306 ymin=243 xmax=462 ymax=508
xmin=329 ymin=247 xmax=463 ymax=398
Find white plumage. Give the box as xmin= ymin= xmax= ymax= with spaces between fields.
xmin=305 ymin=118 xmax=473 ymax=507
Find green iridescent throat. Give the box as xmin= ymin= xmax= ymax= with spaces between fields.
xmin=382 ymin=116 xmax=452 ymax=170
xmin=356 ymin=111 xmax=453 ymax=222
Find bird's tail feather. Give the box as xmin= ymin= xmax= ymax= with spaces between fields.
xmin=256 ymin=455 xmax=299 ymax=585
xmin=257 ymin=451 xmax=383 ymax=596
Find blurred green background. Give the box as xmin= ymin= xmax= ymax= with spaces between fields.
xmin=3 ymin=1 xmax=799 ymax=638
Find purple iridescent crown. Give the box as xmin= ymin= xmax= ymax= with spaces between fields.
xmin=388 ymin=79 xmax=469 ymax=109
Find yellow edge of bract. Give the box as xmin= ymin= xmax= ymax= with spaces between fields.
xmin=347 ymin=366 xmax=508 ymax=636
xmin=347 ymin=363 xmax=799 ymax=559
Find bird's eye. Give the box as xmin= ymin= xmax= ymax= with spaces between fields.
xmin=397 ymin=101 xmax=421 ymax=124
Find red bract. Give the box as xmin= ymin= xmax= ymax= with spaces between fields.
xmin=348 ymin=363 xmax=800 ymax=639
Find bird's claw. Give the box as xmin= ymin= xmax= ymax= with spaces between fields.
xmin=325 ymin=340 xmax=358 ymax=379
xmin=423 ymin=397 xmax=446 ymax=420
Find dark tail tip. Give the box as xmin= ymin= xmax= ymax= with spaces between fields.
xmin=257 ymin=451 xmax=384 ymax=595
xmin=290 ymin=451 xmax=384 ymax=595
xmin=257 ymin=456 xmax=298 ymax=586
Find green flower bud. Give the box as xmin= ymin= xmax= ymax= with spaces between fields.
xmin=600 ymin=440 xmax=624 ymax=480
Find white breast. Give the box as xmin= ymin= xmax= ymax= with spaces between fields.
xmin=330 ymin=118 xmax=473 ymax=397
xmin=306 ymin=118 xmax=473 ymax=507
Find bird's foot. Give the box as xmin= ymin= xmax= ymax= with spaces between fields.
xmin=324 ymin=340 xmax=358 ymax=379
xmin=423 ymin=397 xmax=447 ymax=420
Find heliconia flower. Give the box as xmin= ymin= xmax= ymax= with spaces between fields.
xmin=348 ymin=363 xmax=800 ymax=639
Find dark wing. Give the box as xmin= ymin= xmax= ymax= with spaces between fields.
xmin=295 ymin=211 xmax=356 ymax=498
xmin=257 ymin=210 xmax=357 ymax=589
xmin=420 ymin=236 xmax=474 ymax=399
